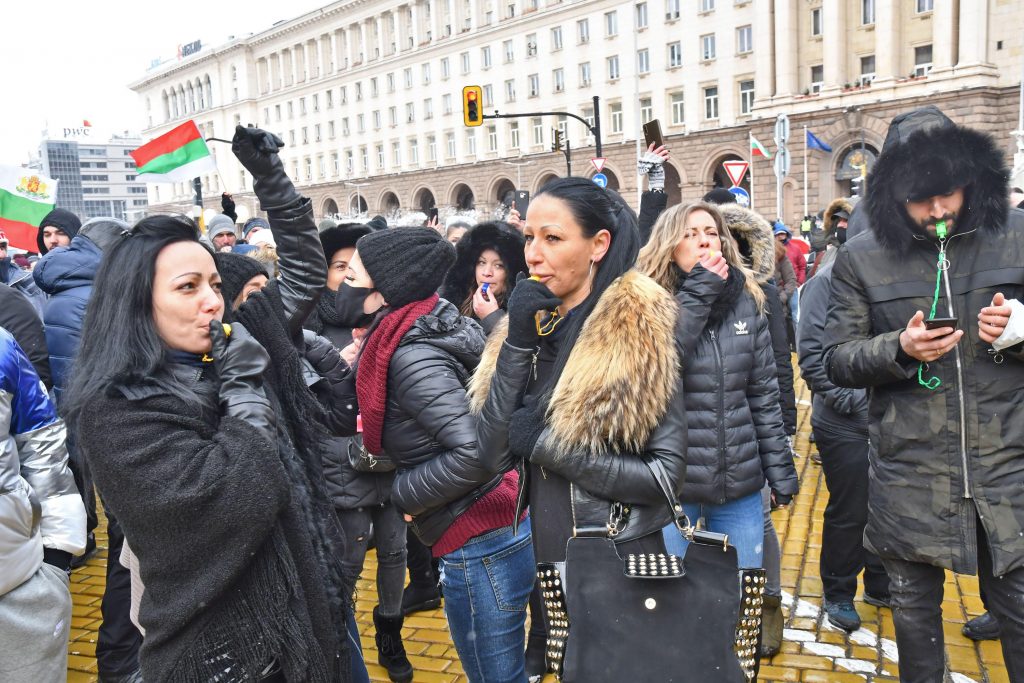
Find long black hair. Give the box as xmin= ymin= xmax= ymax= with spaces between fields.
xmin=63 ymin=215 xmax=209 ymax=425
xmin=535 ymin=177 xmax=640 ymax=398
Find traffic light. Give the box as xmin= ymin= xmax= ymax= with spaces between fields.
xmin=462 ymin=86 xmax=483 ymax=127
xmin=552 ymin=128 xmax=563 ymax=152
xmin=850 ymin=164 xmax=867 ymax=198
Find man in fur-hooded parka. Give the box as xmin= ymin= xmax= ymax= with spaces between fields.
xmin=823 ymin=106 xmax=1024 ymax=676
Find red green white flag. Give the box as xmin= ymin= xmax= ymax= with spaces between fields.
xmin=130 ymin=120 xmax=217 ymax=183
xmin=750 ymin=135 xmax=772 ymax=159
xmin=0 ymin=166 xmax=58 ymax=251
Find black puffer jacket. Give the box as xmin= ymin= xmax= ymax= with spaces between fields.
xmin=675 ymin=265 xmax=798 ymax=504
xmin=302 ymin=330 xmax=394 ymax=510
xmin=335 ymin=300 xmax=495 ymax=545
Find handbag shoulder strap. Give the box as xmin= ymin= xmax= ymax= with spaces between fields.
xmin=643 ymin=458 xmax=693 ymax=533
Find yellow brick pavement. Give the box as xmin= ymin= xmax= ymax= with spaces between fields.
xmin=67 ymin=377 xmax=1010 ymax=682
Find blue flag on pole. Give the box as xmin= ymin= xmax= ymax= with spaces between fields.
xmin=806 ymin=129 xmax=832 ymax=153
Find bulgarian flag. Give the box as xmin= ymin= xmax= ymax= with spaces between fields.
xmin=130 ymin=120 xmax=218 ymax=183
xmin=0 ymin=166 xmax=58 ymax=251
xmin=750 ymin=135 xmax=772 ymax=159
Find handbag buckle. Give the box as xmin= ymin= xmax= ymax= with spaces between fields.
xmin=607 ymin=502 xmax=631 ymax=537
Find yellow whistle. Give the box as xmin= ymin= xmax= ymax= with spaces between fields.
xmin=529 ymin=275 xmax=541 ymax=281
xmin=709 ymin=250 xmax=718 ymax=259
xmin=222 ymin=323 xmax=232 ymax=338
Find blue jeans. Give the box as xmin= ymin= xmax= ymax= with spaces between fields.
xmin=661 ymin=490 xmax=765 ymax=569
xmin=439 ymin=518 xmax=534 ymax=683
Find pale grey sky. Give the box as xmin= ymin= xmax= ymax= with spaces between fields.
xmin=1 ymin=0 xmax=329 ymax=167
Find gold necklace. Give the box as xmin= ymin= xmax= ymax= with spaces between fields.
xmin=536 ymin=310 xmax=565 ymax=336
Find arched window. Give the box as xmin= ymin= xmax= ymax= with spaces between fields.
xmin=204 ymin=75 xmax=213 ymax=109
xmin=162 ymin=91 xmax=170 ymax=121
xmin=186 ymin=82 xmax=195 ymax=113
xmin=195 ymin=79 xmax=205 ymax=110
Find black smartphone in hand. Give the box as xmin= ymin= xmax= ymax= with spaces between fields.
xmin=513 ymin=190 xmax=530 ymax=217
xmin=643 ymin=119 xmax=664 ymax=149
xmin=924 ymin=316 xmax=958 ymax=331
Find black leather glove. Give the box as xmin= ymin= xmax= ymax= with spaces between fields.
xmin=508 ymin=401 xmax=547 ymax=461
xmin=506 ymin=273 xmax=562 ymax=348
xmin=221 ymin=192 xmax=237 ymax=221
xmin=210 ymin=321 xmax=277 ymax=439
xmin=771 ymin=491 xmax=793 ymax=508
xmin=231 ymin=125 xmax=301 ymax=211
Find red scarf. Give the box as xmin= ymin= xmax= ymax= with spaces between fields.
xmin=357 ymin=294 xmax=439 ymax=455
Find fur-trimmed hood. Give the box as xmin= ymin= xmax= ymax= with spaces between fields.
xmin=439 ymin=221 xmax=528 ymax=309
xmin=823 ymin=198 xmax=853 ymax=242
xmin=468 ymin=270 xmax=678 ymax=455
xmin=719 ymin=204 xmax=776 ymax=284
xmin=866 ymin=106 xmax=1009 ymax=254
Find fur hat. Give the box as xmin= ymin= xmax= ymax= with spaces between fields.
xmin=718 ymin=204 xmax=777 ymax=284
xmin=356 ymin=227 xmax=455 ymax=309
xmin=206 ymin=214 xmax=236 ymax=241
xmin=320 ymin=224 xmax=371 ymax=262
xmin=823 ymin=198 xmax=853 ymax=245
xmin=214 ymin=251 xmax=270 ymax=308
xmin=318 ymin=218 xmax=338 ymax=233
xmin=37 ymin=208 xmax=82 ymax=254
xmin=439 ymin=221 xmax=528 ymax=306
xmin=867 ymin=106 xmax=1009 ymax=253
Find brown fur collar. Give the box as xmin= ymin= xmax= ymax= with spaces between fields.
xmin=469 ymin=270 xmax=678 ymax=455
xmin=719 ymin=204 xmax=776 ymax=284
xmin=823 ymin=197 xmax=853 ymax=241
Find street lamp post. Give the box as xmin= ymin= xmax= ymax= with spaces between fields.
xmin=501 ymin=159 xmax=535 ymax=189
xmin=345 ymin=181 xmax=370 ymax=216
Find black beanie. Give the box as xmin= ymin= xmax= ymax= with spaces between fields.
xmin=320 ymin=225 xmax=371 ymax=262
xmin=214 ymin=251 xmax=270 ymax=309
xmin=37 ymin=208 xmax=82 ymax=254
xmin=357 ymin=227 xmax=455 ymax=309
xmin=703 ymin=187 xmax=738 ymax=205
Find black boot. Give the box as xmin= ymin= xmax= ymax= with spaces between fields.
xmin=374 ymin=607 xmax=414 ymax=683
xmin=401 ymin=581 xmax=442 ymax=615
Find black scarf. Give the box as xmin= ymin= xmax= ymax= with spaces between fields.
xmin=305 ymin=287 xmax=343 ymax=336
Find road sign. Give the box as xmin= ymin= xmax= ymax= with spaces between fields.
xmin=592 ymin=173 xmax=608 ymax=188
xmin=773 ymin=147 xmax=791 ymax=178
xmin=591 ymin=157 xmax=607 ymax=173
xmin=728 ymin=186 xmax=750 ymax=207
xmin=723 ymin=160 xmax=749 ymax=187
xmin=774 ymin=114 xmax=790 ymax=146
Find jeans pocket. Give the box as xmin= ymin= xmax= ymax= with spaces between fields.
xmin=482 ymin=534 xmax=534 ymax=612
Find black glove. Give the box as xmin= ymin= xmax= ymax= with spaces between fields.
xmin=506 ymin=273 xmax=562 ymax=348
xmin=771 ymin=491 xmax=793 ymax=508
xmin=43 ymin=548 xmax=72 ymax=573
xmin=231 ymin=125 xmax=301 ymax=211
xmin=221 ymin=192 xmax=237 ymax=222
xmin=508 ymin=401 xmax=547 ymax=461
xmin=210 ymin=321 xmax=276 ymax=438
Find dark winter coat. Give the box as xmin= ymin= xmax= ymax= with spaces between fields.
xmin=638 ymin=190 xmax=669 ymax=245
xmin=721 ymin=204 xmax=800 ymax=435
xmin=334 ymin=300 xmax=494 ymax=545
xmin=303 ymin=329 xmax=394 ymax=511
xmin=0 ymin=259 xmax=45 ymax=316
xmin=674 ymin=265 xmax=797 ymax=504
xmin=32 ymin=235 xmax=101 ymax=403
xmin=797 ymin=261 xmax=868 ymax=439
xmin=471 ymin=270 xmax=688 ymax=547
xmin=824 ymin=107 xmax=1024 ymax=575
xmin=0 ymin=283 xmax=51 ymax=388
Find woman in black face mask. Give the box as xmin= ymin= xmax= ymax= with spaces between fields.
xmin=334 ymin=227 xmax=535 ymax=683
xmin=303 ymin=225 xmax=414 ymax=683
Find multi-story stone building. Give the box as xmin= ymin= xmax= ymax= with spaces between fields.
xmin=129 ymin=0 xmax=1023 ymax=226
xmin=37 ymin=133 xmax=150 ymax=224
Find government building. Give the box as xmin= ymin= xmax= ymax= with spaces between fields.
xmin=130 ymin=0 xmax=1023 ymax=225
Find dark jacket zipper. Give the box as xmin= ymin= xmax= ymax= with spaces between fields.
xmin=709 ymin=329 xmax=727 ymax=504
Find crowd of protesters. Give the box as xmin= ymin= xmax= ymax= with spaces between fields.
xmin=1 ymin=104 xmax=1022 ymax=683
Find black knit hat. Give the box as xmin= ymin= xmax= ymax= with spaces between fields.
xmin=214 ymin=251 xmax=270 ymax=309
xmin=37 ymin=208 xmax=82 ymax=254
xmin=320 ymin=224 xmax=371 ymax=262
xmin=703 ymin=188 xmax=737 ymax=205
xmin=357 ymin=227 xmax=456 ymax=309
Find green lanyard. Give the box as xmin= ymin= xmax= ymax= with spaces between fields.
xmin=917 ymin=221 xmax=947 ymax=390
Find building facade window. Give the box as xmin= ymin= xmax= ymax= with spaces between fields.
xmin=636 ymin=2 xmax=648 ymax=29
xmin=487 ymin=125 xmax=498 ymax=152
xmin=443 ymin=94 xmax=453 ymax=114
xmin=862 ymin=0 xmax=875 ymax=25
xmin=671 ymin=92 xmax=685 ymax=125
xmin=505 ymin=79 xmax=516 ymax=102
xmin=441 ymin=57 xmax=450 ymax=79
xmin=638 ymin=48 xmax=650 ymax=74
xmin=532 ymin=117 xmax=544 ymax=145
xmin=610 ymin=103 xmax=623 ymax=133
xmin=811 ymin=8 xmax=822 ymax=36
xmin=605 ymin=11 xmax=618 ymax=36
xmin=509 ymin=122 xmax=520 ymax=149
xmin=703 ymin=86 xmax=719 ymax=119
xmin=482 ymin=46 xmax=492 ymax=68
xmin=916 ymin=0 xmax=933 ymax=11
xmin=810 ymin=64 xmax=824 ymax=93
xmin=640 ymin=97 xmax=653 ymax=122
xmin=666 ymin=0 xmax=680 ymax=21
xmin=447 ymin=132 xmax=456 ymax=158
xmin=860 ymin=55 xmax=876 ymax=84
xmin=607 ymin=55 xmax=620 ymax=80
xmin=739 ymin=79 xmax=755 ymax=114
xmin=461 ymin=51 xmax=471 ymax=74
xmin=579 ymin=62 xmax=591 ymax=87
xmin=701 ymin=34 xmax=716 ymax=61
xmin=700 ymin=0 xmax=714 ymax=11
xmin=551 ymin=27 xmax=563 ymax=50
xmin=737 ymin=26 xmax=752 ymax=54
xmin=554 ymin=68 xmax=565 ymax=92
xmin=529 ymin=73 xmax=540 ymax=97
xmin=914 ymin=44 xmax=933 ymax=76
xmin=483 ymin=84 xmax=494 ymax=106
xmin=668 ymin=41 xmax=683 ymax=67
xmin=577 ymin=18 xmax=590 ymax=43
xmin=466 ymin=130 xmax=477 ymax=155
xmin=503 ymin=39 xmax=515 ymax=63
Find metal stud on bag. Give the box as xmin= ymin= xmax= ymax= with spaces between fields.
xmin=624 ymin=552 xmax=684 ymax=578
xmin=537 ymin=564 xmax=569 ymax=678
xmin=734 ymin=569 xmax=767 ymax=681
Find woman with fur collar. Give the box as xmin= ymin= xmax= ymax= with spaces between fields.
xmin=439 ymin=221 xmax=528 ymax=335
xmin=636 ymin=201 xmax=798 ymax=579
xmin=471 ymin=179 xmax=687 ymax=673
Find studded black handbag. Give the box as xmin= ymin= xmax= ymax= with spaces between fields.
xmin=537 ymin=459 xmax=763 ymax=682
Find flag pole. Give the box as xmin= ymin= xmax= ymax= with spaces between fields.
xmin=749 ymin=131 xmax=755 ymax=211
xmin=803 ymin=125 xmax=809 ymax=218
